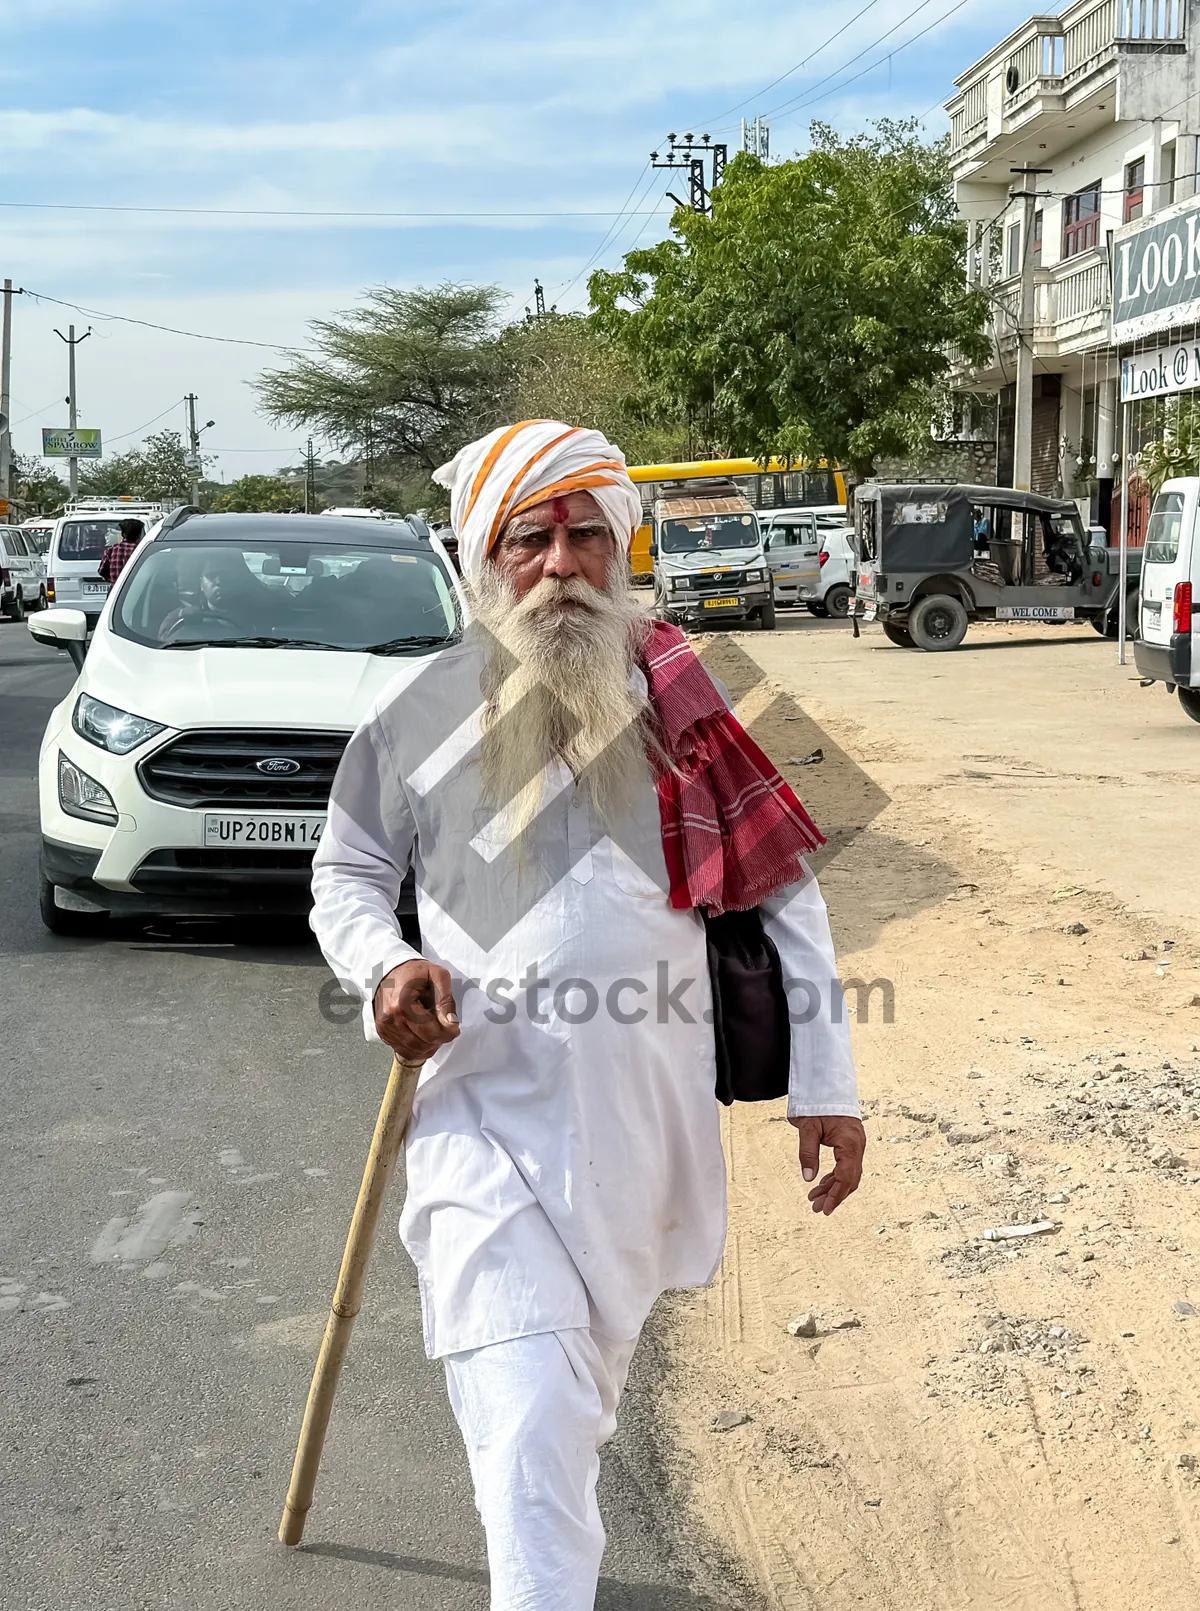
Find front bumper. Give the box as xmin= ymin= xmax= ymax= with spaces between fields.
xmin=665 ymin=586 xmax=772 ymax=625
xmin=1135 ymin=634 xmax=1194 ymax=687
xmin=41 ymin=835 xmax=418 ymax=918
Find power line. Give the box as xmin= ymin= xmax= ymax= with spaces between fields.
xmin=693 ymin=0 xmax=888 ymax=128
xmin=18 ymin=288 xmax=306 ymax=352
xmin=554 ymin=165 xmax=662 ymax=301
xmin=549 ymin=162 xmax=653 ymax=297
xmin=757 ymin=0 xmax=975 ymax=127
xmin=104 ymin=397 xmax=188 ymax=444
xmin=0 ymin=199 xmax=672 ymax=221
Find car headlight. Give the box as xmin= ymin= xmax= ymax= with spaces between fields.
xmin=745 ymin=569 xmax=763 ymax=582
xmin=73 ymin=693 xmax=165 ymax=755
xmin=670 ymin=576 xmax=687 ymax=592
xmin=58 ymin=751 xmax=118 ymax=825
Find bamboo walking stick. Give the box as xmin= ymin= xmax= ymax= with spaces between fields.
xmin=278 ymin=1053 xmax=423 ymax=1546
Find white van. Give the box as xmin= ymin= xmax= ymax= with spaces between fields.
xmin=0 ymin=526 xmax=47 ymax=619
xmin=1134 ymin=478 xmax=1200 ymax=724
xmin=46 ymin=500 xmax=163 ymax=626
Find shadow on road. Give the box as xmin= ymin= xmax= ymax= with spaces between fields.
xmin=303 ymin=1540 xmax=734 ymax=1607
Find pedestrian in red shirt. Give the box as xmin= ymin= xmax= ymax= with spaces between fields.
xmin=97 ymin=518 xmax=145 ymax=585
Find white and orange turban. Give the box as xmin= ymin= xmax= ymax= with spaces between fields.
xmin=432 ymin=419 xmax=642 ymax=582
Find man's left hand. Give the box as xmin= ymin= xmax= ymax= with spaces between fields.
xmin=788 ymin=1115 xmax=866 ymax=1216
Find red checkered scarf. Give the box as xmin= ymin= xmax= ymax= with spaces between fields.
xmin=641 ymin=621 xmax=824 ymax=914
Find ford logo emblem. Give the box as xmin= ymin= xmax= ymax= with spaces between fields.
xmin=256 ymin=757 xmax=301 ymax=775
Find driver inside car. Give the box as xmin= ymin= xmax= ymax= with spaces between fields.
xmin=157 ymin=550 xmax=268 ymax=641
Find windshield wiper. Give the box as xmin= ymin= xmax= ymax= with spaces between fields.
xmin=161 ymin=636 xmax=346 ymax=651
xmin=360 ymin=635 xmax=452 ymax=655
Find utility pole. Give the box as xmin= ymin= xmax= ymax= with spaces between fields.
xmin=651 ymin=133 xmax=728 ymax=214
xmin=305 ymin=437 xmax=316 ymax=514
xmin=184 ymin=393 xmax=214 ymax=507
xmin=1010 ymin=167 xmax=1050 ymax=492
xmin=54 ymin=323 xmax=92 ymax=498
xmin=0 ymin=279 xmax=13 ymax=516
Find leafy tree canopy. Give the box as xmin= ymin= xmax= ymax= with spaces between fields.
xmin=589 ymin=121 xmax=990 ymax=480
xmin=207 ymin=474 xmax=303 ymax=513
xmin=79 ymin=429 xmax=196 ymax=502
xmin=13 ymin=455 xmax=69 ymax=515
xmin=254 ymin=285 xmax=689 ymax=513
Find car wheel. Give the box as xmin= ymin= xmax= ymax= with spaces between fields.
xmin=5 ymin=588 xmax=25 ymax=622
xmin=882 ymin=621 xmax=916 ymax=648
xmin=908 ymin=593 xmax=969 ymax=652
xmin=38 ymin=877 xmax=109 ymax=937
xmin=1102 ymin=585 xmax=1139 ymax=639
xmin=1089 ymin=612 xmax=1108 ymax=635
xmin=1178 ymin=686 xmax=1200 ymax=725
xmin=824 ymin=584 xmax=851 ymax=619
xmin=806 ymin=602 xmax=829 ymax=617
xmin=37 ymin=587 xmax=47 ymax=611
xmin=759 ymin=598 xmax=777 ymax=631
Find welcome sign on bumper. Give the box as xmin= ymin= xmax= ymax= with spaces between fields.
xmin=1112 ymin=194 xmax=1200 ymax=343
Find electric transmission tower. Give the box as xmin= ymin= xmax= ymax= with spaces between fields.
xmin=650 ymin=133 xmax=727 ymax=215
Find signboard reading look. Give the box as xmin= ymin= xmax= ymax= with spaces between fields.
xmin=1121 ymin=341 xmax=1200 ymax=403
xmin=42 ymin=427 xmax=102 ymax=458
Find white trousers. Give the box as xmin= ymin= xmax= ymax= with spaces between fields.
xmin=444 ymin=1328 xmax=638 ymax=1611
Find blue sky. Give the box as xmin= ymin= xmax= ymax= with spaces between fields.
xmin=0 ymin=0 xmax=1037 ymax=478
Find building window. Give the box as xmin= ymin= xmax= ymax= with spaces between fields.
xmin=1164 ymin=141 xmax=1177 ymax=205
xmin=1006 ymin=220 xmax=1021 ymax=277
xmin=1124 ymin=158 xmax=1145 ymax=223
xmin=1033 ymin=208 xmax=1043 ymax=263
xmin=1062 ymin=181 xmax=1101 ymax=258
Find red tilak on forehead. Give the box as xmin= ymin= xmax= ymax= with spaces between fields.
xmin=550 ymin=497 xmax=571 ymax=524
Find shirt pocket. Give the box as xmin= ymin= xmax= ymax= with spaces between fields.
xmin=608 ymin=837 xmax=671 ymax=900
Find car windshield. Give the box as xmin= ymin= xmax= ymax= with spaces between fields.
xmin=1145 ymin=491 xmax=1185 ymax=564
xmin=659 ymin=513 xmax=758 ymax=553
xmin=111 ymin=539 xmax=461 ymax=653
xmin=58 ymin=519 xmax=127 ymax=561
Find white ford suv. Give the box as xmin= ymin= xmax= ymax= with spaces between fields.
xmin=29 ymin=510 xmax=464 ymax=935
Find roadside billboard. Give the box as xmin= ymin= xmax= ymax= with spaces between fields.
xmin=42 ymin=427 xmax=102 ymax=458
xmin=1111 ymin=194 xmax=1200 ymax=343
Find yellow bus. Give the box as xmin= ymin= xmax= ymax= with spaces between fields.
xmin=627 ymin=458 xmax=847 ymax=579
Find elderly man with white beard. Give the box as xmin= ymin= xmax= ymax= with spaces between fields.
xmin=310 ymin=419 xmax=865 ymax=1611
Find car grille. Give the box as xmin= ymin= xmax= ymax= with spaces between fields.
xmin=137 ymin=729 xmax=350 ymax=810
xmin=690 ymin=570 xmax=744 ymax=592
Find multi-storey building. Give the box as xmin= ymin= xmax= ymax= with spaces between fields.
xmin=946 ymin=0 xmax=1196 ymax=536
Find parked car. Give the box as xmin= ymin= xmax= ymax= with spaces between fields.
xmin=44 ymin=498 xmax=165 ymax=627
xmin=1134 ymin=479 xmax=1200 ymax=725
xmin=807 ymin=526 xmax=855 ymax=619
xmin=20 ymin=519 xmax=56 ymax=556
xmin=851 ymin=483 xmax=1140 ymax=651
xmin=1 ymin=525 xmax=47 ymax=619
xmin=27 ymin=511 xmax=465 ymax=934
xmin=760 ymin=508 xmax=821 ymax=608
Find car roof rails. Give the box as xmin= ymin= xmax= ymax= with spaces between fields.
xmin=159 ymin=505 xmax=201 ymax=534
xmin=404 ymin=513 xmax=431 ymax=538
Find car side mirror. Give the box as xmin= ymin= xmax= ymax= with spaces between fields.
xmin=648 ymin=541 xmax=658 ymax=558
xmin=29 ymin=607 xmax=88 ymax=671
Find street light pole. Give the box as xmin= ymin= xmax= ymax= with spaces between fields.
xmin=184 ymin=393 xmax=214 ymax=507
xmin=1118 ymin=400 xmax=1131 ymax=667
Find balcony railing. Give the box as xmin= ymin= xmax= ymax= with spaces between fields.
xmin=949 ymin=0 xmax=1186 ymax=153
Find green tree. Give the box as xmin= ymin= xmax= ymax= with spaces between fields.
xmin=255 ymin=285 xmax=508 ymax=495
xmin=589 ymin=121 xmax=990 ymax=482
xmin=78 ymin=429 xmax=194 ymax=501
xmin=13 ymin=455 xmax=69 ymax=515
xmin=206 ymin=474 xmax=304 ymax=513
xmin=495 ymin=312 xmax=688 ymax=466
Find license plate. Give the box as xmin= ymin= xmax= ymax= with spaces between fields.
xmin=1144 ymin=602 xmax=1162 ymax=627
xmin=862 ymin=604 xmax=877 ymax=622
xmin=203 ymin=813 xmax=325 ymax=847
xmin=995 ymin=605 xmax=1075 ymax=621
xmin=703 ymin=595 xmax=740 ymax=608
xmin=81 ymin=581 xmax=109 ymax=596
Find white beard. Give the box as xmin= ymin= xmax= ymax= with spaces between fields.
xmin=468 ymin=562 xmax=655 ymax=841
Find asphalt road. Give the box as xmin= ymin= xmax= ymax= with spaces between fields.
xmin=0 ymin=623 xmax=752 ymax=1611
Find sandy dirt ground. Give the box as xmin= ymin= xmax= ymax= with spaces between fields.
xmin=666 ymin=620 xmax=1200 ymax=1611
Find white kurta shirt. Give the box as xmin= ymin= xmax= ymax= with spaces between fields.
xmin=310 ymin=637 xmax=859 ymax=1359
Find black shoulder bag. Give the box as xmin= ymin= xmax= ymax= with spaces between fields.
xmin=703 ymin=908 xmax=791 ymax=1106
